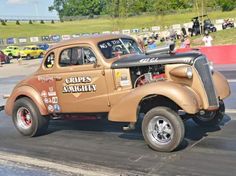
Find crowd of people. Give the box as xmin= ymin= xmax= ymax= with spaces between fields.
xmin=135 ymin=28 xmax=214 ymax=52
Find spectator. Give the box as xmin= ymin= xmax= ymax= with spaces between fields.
xmin=202 ymin=31 xmax=213 ymax=47
xmin=180 ymin=38 xmax=186 ymax=48
xmin=136 ymin=36 xmax=145 ymax=52
xmin=184 ymin=35 xmax=191 ymax=48
xmin=147 ymin=38 xmax=157 ymax=50
xmin=180 ymin=35 xmax=191 ymax=48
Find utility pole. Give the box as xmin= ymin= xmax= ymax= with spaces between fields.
xmin=201 ymin=0 xmax=204 ymax=34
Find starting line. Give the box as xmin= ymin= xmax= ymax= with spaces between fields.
xmin=228 ymin=79 xmax=236 ymax=83
xmin=226 ymin=109 xmax=236 ymax=114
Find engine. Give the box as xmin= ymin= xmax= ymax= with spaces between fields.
xmin=130 ymin=65 xmax=165 ymax=87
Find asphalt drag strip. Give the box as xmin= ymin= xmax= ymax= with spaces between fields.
xmin=0 ymin=151 xmax=143 ymax=176
xmin=0 ymin=64 xmax=235 ymax=175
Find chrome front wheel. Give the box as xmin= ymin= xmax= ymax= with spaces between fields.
xmin=148 ymin=116 xmax=173 ymax=145
xmin=142 ymin=107 xmax=185 ymax=152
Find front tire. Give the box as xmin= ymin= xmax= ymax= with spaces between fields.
xmin=13 ymin=97 xmax=49 ymax=137
xmin=26 ymin=54 xmax=31 ymax=60
xmin=142 ymin=107 xmax=185 ymax=152
xmin=192 ymin=100 xmax=225 ymax=127
xmin=5 ymin=56 xmax=10 ymax=64
xmin=8 ymin=53 xmax=13 ymax=59
xmin=39 ymin=52 xmax=44 ymax=58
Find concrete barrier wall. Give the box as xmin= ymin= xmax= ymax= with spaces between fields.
xmin=177 ymin=45 xmax=236 ymax=64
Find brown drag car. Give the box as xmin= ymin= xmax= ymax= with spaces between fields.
xmin=2 ymin=34 xmax=230 ymax=152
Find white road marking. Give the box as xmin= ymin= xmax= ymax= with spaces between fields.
xmin=227 ymin=79 xmax=236 ymax=83
xmin=226 ymin=109 xmax=236 ymax=114
xmin=0 ymin=151 xmax=134 ymax=176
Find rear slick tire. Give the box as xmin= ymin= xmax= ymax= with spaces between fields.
xmin=142 ymin=107 xmax=185 ymax=152
xmin=12 ymin=97 xmax=49 ymax=137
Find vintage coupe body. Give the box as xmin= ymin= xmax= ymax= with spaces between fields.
xmin=3 ymin=34 xmax=230 ymax=152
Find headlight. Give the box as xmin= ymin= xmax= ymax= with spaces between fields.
xmin=209 ymin=61 xmax=214 ymax=74
xmin=170 ymin=66 xmax=193 ymax=79
xmin=186 ymin=67 xmax=193 ymax=79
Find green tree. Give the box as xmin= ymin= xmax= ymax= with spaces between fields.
xmin=48 ymin=0 xmax=67 ymax=19
xmin=218 ymin=0 xmax=236 ymax=11
xmin=49 ymin=0 xmax=107 ymax=18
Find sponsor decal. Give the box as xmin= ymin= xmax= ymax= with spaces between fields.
xmin=54 ymin=104 xmax=61 ymax=112
xmin=38 ymin=76 xmax=54 ymax=82
xmin=120 ymin=75 xmax=130 ymax=86
xmin=120 ymin=80 xmax=130 ymax=86
xmin=49 ymin=87 xmax=54 ymax=92
xmin=63 ymin=76 xmax=96 ymax=93
xmin=52 ymin=97 xmax=58 ymax=104
xmin=48 ymin=91 xmax=57 ymax=97
xmin=115 ymin=71 xmax=121 ymax=78
xmin=48 ymin=86 xmax=57 ymax=97
xmin=41 ymin=91 xmax=47 ymax=98
xmin=140 ymin=57 xmax=159 ymax=63
xmin=44 ymin=98 xmax=49 ymax=104
xmin=47 ymin=105 xmax=54 ymax=112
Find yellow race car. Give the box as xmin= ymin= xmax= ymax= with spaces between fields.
xmin=20 ymin=45 xmax=45 ymax=59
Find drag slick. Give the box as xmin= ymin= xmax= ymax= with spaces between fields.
xmin=2 ymin=34 xmax=231 ymax=152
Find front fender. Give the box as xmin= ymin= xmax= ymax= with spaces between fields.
xmin=108 ymin=81 xmax=201 ymax=122
xmin=212 ymin=71 xmax=231 ymax=99
xmin=5 ymin=86 xmax=48 ymax=116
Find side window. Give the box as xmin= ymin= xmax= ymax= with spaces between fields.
xmin=83 ymin=48 xmax=96 ymax=64
xmin=45 ymin=52 xmax=55 ymax=68
xmin=60 ymin=48 xmax=71 ymax=66
xmin=59 ymin=47 xmax=96 ymax=67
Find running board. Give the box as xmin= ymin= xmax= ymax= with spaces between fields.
xmin=0 ymin=106 xmax=4 ymax=112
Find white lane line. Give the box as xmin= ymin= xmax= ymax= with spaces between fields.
xmin=0 ymin=151 xmax=128 ymax=176
xmin=227 ymin=79 xmax=236 ymax=83
xmin=226 ymin=109 xmax=236 ymax=114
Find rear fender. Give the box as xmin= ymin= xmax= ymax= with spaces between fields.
xmin=108 ymin=81 xmax=200 ymax=122
xmin=5 ymin=86 xmax=48 ymax=116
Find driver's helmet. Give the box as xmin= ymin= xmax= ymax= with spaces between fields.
xmin=113 ymin=45 xmax=122 ymax=52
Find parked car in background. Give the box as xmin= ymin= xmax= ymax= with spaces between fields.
xmin=2 ymin=46 xmax=20 ymax=59
xmin=20 ymin=45 xmax=45 ymax=59
xmin=37 ymin=43 xmax=50 ymax=51
xmin=0 ymin=50 xmax=10 ymax=64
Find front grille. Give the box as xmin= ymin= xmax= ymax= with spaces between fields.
xmin=194 ymin=56 xmax=219 ymax=108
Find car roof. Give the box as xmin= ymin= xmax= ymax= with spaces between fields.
xmin=7 ymin=46 xmax=19 ymax=48
xmin=24 ymin=45 xmax=38 ymax=48
xmin=49 ymin=34 xmax=132 ymax=50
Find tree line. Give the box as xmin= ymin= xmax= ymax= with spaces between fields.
xmin=49 ymin=0 xmax=236 ymax=19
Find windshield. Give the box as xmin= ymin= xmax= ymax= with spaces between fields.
xmin=98 ymin=38 xmax=143 ymax=59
